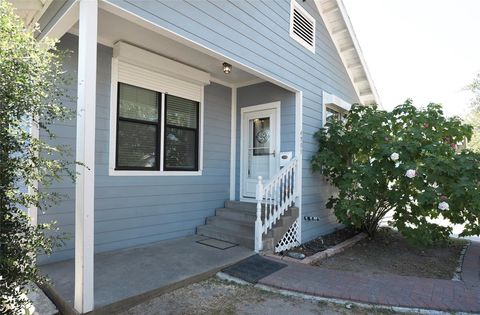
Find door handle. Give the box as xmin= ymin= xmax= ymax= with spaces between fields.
xmin=271 ymin=150 xmax=276 ymax=157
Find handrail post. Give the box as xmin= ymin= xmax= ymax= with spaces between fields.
xmin=255 ymin=176 xmax=264 ymax=252
xmin=294 ymin=159 xmax=300 ymax=205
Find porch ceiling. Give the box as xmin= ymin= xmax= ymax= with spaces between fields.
xmin=68 ymin=9 xmax=260 ymax=87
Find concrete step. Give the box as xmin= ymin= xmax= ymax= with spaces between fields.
xmin=197 ymin=224 xmax=273 ymax=250
xmin=206 ymin=216 xmax=254 ymax=235
xmin=213 ymin=206 xmax=299 ymax=238
xmin=215 ymin=208 xmax=257 ymax=223
xmin=224 ymin=200 xmax=257 ymax=212
xmin=216 ymin=205 xmax=296 ymax=221
xmin=207 ymin=215 xmax=254 ymax=228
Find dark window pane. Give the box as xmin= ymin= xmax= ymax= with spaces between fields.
xmin=119 ymin=83 xmax=158 ymax=122
xmin=326 ymin=107 xmax=347 ymax=122
xmin=166 ymin=95 xmax=198 ymax=128
xmin=117 ymin=121 xmax=157 ymax=168
xmin=165 ymin=127 xmax=197 ymax=170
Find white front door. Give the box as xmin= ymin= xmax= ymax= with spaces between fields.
xmin=241 ymin=103 xmax=280 ymax=199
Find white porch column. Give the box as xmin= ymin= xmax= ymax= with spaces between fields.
xmin=75 ymin=0 xmax=97 ymax=313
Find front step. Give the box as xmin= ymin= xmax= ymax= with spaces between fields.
xmin=196 ymin=200 xmax=298 ymax=251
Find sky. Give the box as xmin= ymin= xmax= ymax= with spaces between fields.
xmin=342 ymin=0 xmax=480 ymax=117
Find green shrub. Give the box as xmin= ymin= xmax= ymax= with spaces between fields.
xmin=312 ymin=100 xmax=480 ymax=246
xmin=0 ymin=2 xmax=73 ymax=313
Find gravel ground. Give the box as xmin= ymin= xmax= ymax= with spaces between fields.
xmin=119 ymin=278 xmax=409 ymax=315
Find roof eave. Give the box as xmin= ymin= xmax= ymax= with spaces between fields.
xmin=9 ymin=0 xmax=53 ymax=29
xmin=314 ymin=0 xmax=381 ymax=108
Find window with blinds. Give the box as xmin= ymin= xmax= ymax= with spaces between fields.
xmin=115 ymin=83 xmax=199 ymax=172
xmin=290 ymin=1 xmax=316 ymax=53
xmin=164 ymin=95 xmax=199 ymax=171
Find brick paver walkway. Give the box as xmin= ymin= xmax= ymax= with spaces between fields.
xmin=258 ymin=241 xmax=480 ymax=313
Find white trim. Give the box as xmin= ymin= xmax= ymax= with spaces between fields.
xmin=239 ymin=102 xmax=281 ymax=201
xmin=74 ymin=0 xmax=96 ymax=312
xmin=289 ymin=0 xmax=316 ymax=54
xmin=322 ymin=90 xmax=351 ymax=126
xmin=108 ymin=56 xmax=205 ymax=176
xmin=199 ymin=84 xmax=205 ymax=172
xmin=229 ymin=87 xmax=237 ymax=200
xmin=38 ymin=0 xmax=79 ymax=40
xmin=241 ymin=102 xmax=282 ymax=114
xmin=295 ymin=91 xmax=303 ymax=243
xmin=159 ymin=92 xmax=166 ymax=171
xmin=108 ymin=57 xmax=118 ymax=178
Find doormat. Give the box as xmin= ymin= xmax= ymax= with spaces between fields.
xmin=196 ymin=238 xmax=238 ymax=250
xmin=222 ymin=254 xmax=287 ymax=283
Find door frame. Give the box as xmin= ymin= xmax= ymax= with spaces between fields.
xmin=239 ymin=101 xmax=281 ymax=202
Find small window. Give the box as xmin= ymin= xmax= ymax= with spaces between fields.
xmin=322 ymin=91 xmax=351 ymax=126
xmin=115 ymin=83 xmax=200 ymax=172
xmin=325 ymin=106 xmax=347 ymax=123
xmin=290 ymin=1 xmax=316 ymax=53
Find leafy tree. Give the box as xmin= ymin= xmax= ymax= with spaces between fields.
xmin=312 ymin=100 xmax=480 ymax=246
xmin=0 ymin=2 xmax=73 ymax=313
xmin=464 ymin=73 xmax=480 ymax=152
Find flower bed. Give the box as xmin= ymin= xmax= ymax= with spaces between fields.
xmin=280 ymin=227 xmax=360 ymax=258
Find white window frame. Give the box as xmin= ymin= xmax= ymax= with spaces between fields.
xmin=108 ymin=43 xmax=209 ymax=176
xmin=290 ymin=0 xmax=316 ymax=54
xmin=322 ymin=91 xmax=351 ymax=126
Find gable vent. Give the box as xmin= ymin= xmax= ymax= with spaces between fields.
xmin=290 ymin=1 xmax=316 ymax=53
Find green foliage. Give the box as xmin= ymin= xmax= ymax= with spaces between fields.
xmin=464 ymin=73 xmax=480 ymax=152
xmin=311 ymin=100 xmax=480 ymax=246
xmin=0 ymin=2 xmax=73 ymax=313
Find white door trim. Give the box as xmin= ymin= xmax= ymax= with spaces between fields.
xmin=239 ymin=101 xmax=281 ymax=202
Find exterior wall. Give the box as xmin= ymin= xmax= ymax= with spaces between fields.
xmin=235 ymin=82 xmax=295 ymax=199
xmin=107 ymin=0 xmax=359 ymax=242
xmin=39 ymin=33 xmax=232 ymax=263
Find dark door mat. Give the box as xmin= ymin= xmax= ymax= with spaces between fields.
xmin=222 ymin=254 xmax=287 ymax=283
xmin=196 ymin=238 xmax=238 ymax=250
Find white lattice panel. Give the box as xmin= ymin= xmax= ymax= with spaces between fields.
xmin=275 ymin=218 xmax=301 ymax=253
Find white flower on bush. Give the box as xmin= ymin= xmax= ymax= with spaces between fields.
xmin=405 ymin=169 xmax=416 ymax=178
xmin=390 ymin=152 xmax=399 ymax=161
xmin=438 ymin=201 xmax=450 ymax=211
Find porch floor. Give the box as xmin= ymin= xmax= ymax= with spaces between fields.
xmin=39 ymin=235 xmax=254 ymax=313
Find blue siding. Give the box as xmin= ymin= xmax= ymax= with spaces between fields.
xmin=235 ymin=82 xmax=295 ymax=199
xmin=108 ymin=1 xmax=359 ymax=242
xmin=39 ymin=33 xmax=232 ymax=263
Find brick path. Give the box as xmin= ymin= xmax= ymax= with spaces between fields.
xmin=258 ymin=241 xmax=480 ymax=313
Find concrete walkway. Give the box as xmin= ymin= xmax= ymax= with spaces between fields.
xmin=257 ymin=241 xmax=480 ymax=313
xmin=40 ymin=235 xmax=253 ymax=314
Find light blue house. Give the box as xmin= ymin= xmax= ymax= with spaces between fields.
xmin=13 ymin=0 xmax=378 ymax=312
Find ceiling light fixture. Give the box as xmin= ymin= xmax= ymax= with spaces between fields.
xmin=223 ymin=62 xmax=232 ymax=74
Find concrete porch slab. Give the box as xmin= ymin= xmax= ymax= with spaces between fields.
xmin=39 ymin=235 xmax=254 ymax=313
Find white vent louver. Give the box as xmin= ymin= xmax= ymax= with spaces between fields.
xmin=290 ymin=1 xmax=316 ymax=53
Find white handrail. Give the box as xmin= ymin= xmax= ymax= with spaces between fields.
xmin=255 ymin=157 xmax=299 ymax=252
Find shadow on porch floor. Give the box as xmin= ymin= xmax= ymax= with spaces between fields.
xmin=39 ymin=235 xmax=254 ymax=314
